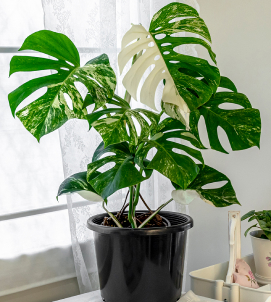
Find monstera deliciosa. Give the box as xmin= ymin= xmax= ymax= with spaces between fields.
xmin=8 ymin=2 xmax=261 ymax=228
xmin=9 ymin=30 xmax=116 ymax=141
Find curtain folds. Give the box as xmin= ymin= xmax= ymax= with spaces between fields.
xmin=42 ymin=0 xmax=199 ymax=294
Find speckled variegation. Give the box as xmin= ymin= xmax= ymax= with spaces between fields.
xmin=173 ymin=165 xmax=241 ymax=207
xmin=135 ymin=117 xmax=205 ymax=190
xmin=87 ymin=142 xmax=152 ymax=199
xmin=189 ymin=90 xmax=261 ymax=153
xmin=118 ymin=2 xmax=220 ymax=125
xmin=8 ymin=30 xmax=116 ymax=141
xmin=87 ymin=103 xmax=160 ymax=149
xmin=57 ymin=171 xmax=103 ymax=202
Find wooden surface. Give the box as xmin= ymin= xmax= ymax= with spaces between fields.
xmin=54 ymin=290 xmax=221 ymax=301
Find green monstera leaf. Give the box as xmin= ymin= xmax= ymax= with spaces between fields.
xmin=87 ymin=142 xmax=152 ymax=199
xmin=9 ymin=30 xmax=116 ymax=141
xmin=172 ymin=164 xmax=240 ymax=207
xmin=135 ymin=118 xmax=204 ymax=190
xmin=87 ymin=100 xmax=160 ymax=149
xmin=57 ymin=171 xmax=103 ymax=202
xmin=118 ymin=2 xmax=220 ymax=124
xmin=189 ymin=78 xmax=261 ymax=153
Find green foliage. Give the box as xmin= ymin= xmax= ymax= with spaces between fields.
xmin=189 ymin=77 xmax=261 ymax=153
xmin=9 ymin=30 xmax=116 ymax=141
xmin=8 ymin=3 xmax=262 ymax=228
xmin=57 ymin=171 xmax=103 ymax=202
xmin=135 ymin=118 xmax=204 ymax=190
xmin=87 ymin=98 xmax=160 ymax=150
xmin=87 ymin=142 xmax=152 ymax=199
xmin=172 ymin=165 xmax=240 ymax=207
xmin=242 ymin=210 xmax=271 ymax=240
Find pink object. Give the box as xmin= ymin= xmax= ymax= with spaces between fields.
xmin=233 ymin=259 xmax=259 ymax=288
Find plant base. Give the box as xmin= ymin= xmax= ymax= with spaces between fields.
xmin=87 ymin=211 xmax=193 ymax=302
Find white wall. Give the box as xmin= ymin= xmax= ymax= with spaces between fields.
xmin=185 ymin=0 xmax=271 ymax=290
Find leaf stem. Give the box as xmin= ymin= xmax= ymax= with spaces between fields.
xmin=102 ymin=105 xmax=111 ymax=118
xmin=128 ymin=186 xmax=136 ymax=228
xmin=138 ymin=198 xmax=173 ymax=229
xmin=102 ymin=200 xmax=123 ymax=228
xmin=139 ymin=193 xmax=153 ymax=213
xmin=133 ymin=183 xmax=141 ymax=216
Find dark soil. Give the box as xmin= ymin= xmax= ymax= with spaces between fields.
xmin=102 ymin=212 xmax=166 ymax=228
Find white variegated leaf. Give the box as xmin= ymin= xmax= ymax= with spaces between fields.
xmin=118 ymin=2 xmax=220 ymax=125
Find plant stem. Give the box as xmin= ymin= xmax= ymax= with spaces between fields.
xmin=128 ymin=186 xmax=136 ymax=228
xmin=102 ymin=105 xmax=111 ymax=118
xmin=132 ymin=181 xmax=142 ymax=216
xmin=117 ymin=190 xmax=130 ymax=218
xmin=138 ymin=198 xmax=173 ymax=229
xmin=102 ymin=200 xmax=123 ymax=228
xmin=139 ymin=193 xmax=153 ymax=213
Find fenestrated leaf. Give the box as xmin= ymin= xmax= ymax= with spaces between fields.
xmin=118 ymin=2 xmax=220 ymax=124
xmin=9 ymin=30 xmax=116 ymax=141
xmin=135 ymin=119 xmax=204 ymax=189
xmin=177 ymin=165 xmax=240 ymax=207
xmin=156 ymin=117 xmax=206 ymax=149
xmin=87 ymin=106 xmax=160 ymax=149
xmin=57 ymin=171 xmax=103 ymax=202
xmin=87 ymin=142 xmax=152 ymax=199
xmin=189 ymin=91 xmax=261 ymax=153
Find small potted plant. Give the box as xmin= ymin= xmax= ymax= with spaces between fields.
xmin=242 ymin=211 xmax=271 ymax=284
xmin=8 ymin=2 xmax=261 ymax=302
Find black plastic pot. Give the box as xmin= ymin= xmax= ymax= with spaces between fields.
xmin=87 ymin=210 xmax=193 ymax=302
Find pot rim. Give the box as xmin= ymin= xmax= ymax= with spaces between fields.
xmin=250 ymin=230 xmax=270 ymax=241
xmin=87 ymin=210 xmax=193 ymax=235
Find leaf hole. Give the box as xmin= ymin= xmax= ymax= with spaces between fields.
xmin=172 ymin=148 xmax=182 ymax=155
xmin=65 ymin=61 xmax=75 ymax=67
xmin=218 ymin=103 xmax=244 ymax=110
xmin=198 ymin=115 xmax=210 ymax=148
xmin=60 ymin=67 xmax=69 ymax=71
xmin=155 ymin=27 xmax=162 ymax=31
xmin=146 ymin=147 xmax=157 ymax=160
xmin=74 ymin=81 xmax=88 ymax=99
xmin=154 ymin=55 xmax=160 ymax=61
xmin=135 ymin=164 xmax=140 ymax=171
xmin=168 ymin=16 xmax=187 ymax=23
xmin=131 ymin=115 xmax=141 ymax=138
xmin=163 ymin=51 xmax=170 ymax=55
xmin=217 ymin=126 xmax=231 ymax=152
xmin=161 ymin=43 xmax=171 ymax=47
xmin=99 ymin=152 xmax=116 ymax=159
xmin=201 ymin=180 xmax=228 ymax=190
xmin=155 ymin=34 xmax=166 ymax=40
xmin=138 ymin=112 xmax=151 ymax=126
xmin=126 ymin=123 xmax=130 ymax=137
xmin=142 ymin=170 xmax=146 ymax=177
xmin=162 ymin=70 xmax=165 ymax=73
xmin=96 ymin=162 xmax=116 ymax=173
xmin=148 ymin=42 xmax=155 ymax=47
xmin=169 ymin=60 xmax=180 ymax=64
xmin=63 ymin=93 xmax=73 ymax=110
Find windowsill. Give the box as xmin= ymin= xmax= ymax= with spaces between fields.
xmin=0 ymin=209 xmax=97 ymax=297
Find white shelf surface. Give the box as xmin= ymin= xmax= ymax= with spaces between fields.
xmin=54 ymin=290 xmax=221 ymax=302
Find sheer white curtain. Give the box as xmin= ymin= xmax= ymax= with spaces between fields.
xmin=42 ymin=0 xmax=199 ymax=294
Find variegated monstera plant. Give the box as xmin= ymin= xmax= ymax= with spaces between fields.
xmin=9 ymin=3 xmax=261 ymax=228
